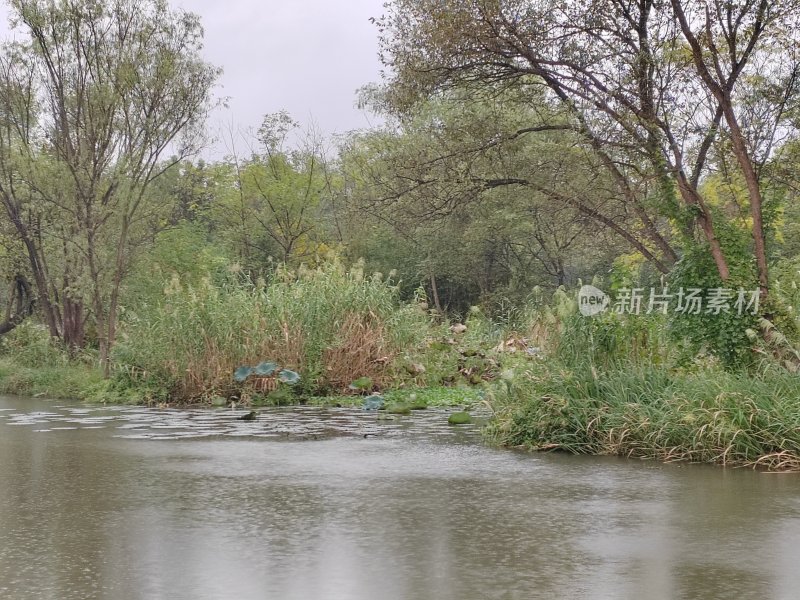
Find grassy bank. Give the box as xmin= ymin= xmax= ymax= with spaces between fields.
xmin=0 ymin=358 xmax=106 ymax=400
xmin=111 ymin=261 xmax=436 ymax=403
xmin=2 ymin=262 xmax=800 ymax=471
xmin=0 ymin=353 xmax=486 ymax=411
xmin=486 ymin=363 xmax=800 ymax=470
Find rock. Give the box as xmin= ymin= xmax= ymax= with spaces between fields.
xmin=363 ymin=394 xmax=385 ymax=411
xmin=448 ymin=412 xmax=472 ymax=425
xmin=404 ymin=363 xmax=426 ymax=376
xmin=238 ymin=411 xmax=257 ymax=421
xmin=450 ymin=323 xmax=468 ymax=334
xmin=386 ymin=404 xmax=411 ymax=415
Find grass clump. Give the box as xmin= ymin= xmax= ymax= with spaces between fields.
xmin=383 ymin=386 xmax=484 ymax=408
xmin=0 ymin=323 xmax=107 ymax=401
xmin=113 ymin=260 xmax=430 ymax=402
xmin=0 ymin=358 xmax=105 ymax=400
xmin=448 ymin=411 xmax=472 ymax=425
xmin=487 ymin=362 xmax=800 ymax=470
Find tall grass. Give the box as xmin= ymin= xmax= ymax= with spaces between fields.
xmin=481 ymin=284 xmax=800 ymax=470
xmin=0 ymin=321 xmax=73 ymax=368
xmin=487 ymin=363 xmax=800 ymax=470
xmin=496 ymin=287 xmax=676 ymax=370
xmin=113 ymin=260 xmax=430 ymax=401
xmin=0 ymin=357 xmax=105 ymax=399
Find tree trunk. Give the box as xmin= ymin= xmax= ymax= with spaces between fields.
xmin=669 ymin=0 xmax=769 ymax=296
xmin=61 ymin=296 xmax=86 ymax=352
xmin=104 ymin=214 xmax=131 ymax=377
xmin=0 ymin=275 xmax=34 ymax=336
xmin=722 ymin=104 xmax=770 ymax=298
xmin=86 ymin=227 xmax=109 ymax=375
xmin=3 ymin=204 xmax=61 ymax=338
xmin=674 ymin=171 xmax=731 ymax=281
xmin=429 ymin=269 xmax=442 ymax=313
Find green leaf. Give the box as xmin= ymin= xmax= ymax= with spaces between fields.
xmin=348 ymin=376 xmax=373 ymax=390
xmin=363 ymin=394 xmax=385 ymax=410
xmin=277 ymin=369 xmax=300 ymax=385
xmin=254 ymin=361 xmax=278 ymax=376
xmin=448 ymin=412 xmax=472 ymax=425
xmin=234 ymin=366 xmax=254 ymax=383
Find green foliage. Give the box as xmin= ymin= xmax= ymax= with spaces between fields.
xmin=0 ymin=0 xmax=220 ymax=359
xmin=125 ymin=223 xmax=228 ymax=309
xmin=277 ymin=369 xmax=301 ymax=385
xmin=254 ymin=362 xmax=279 ymax=376
xmin=255 ymin=386 xmax=297 ymax=407
xmin=362 ymin=394 xmax=385 ymax=410
xmin=113 ymin=259 xmax=431 ymax=402
xmin=448 ymin=411 xmax=472 ymax=425
xmin=487 ymin=361 xmax=800 ymax=470
xmin=233 ymin=362 xmax=295 ymax=386
xmin=383 ymin=386 xmax=483 ymax=408
xmin=233 ymin=367 xmax=254 ymax=383
xmin=349 ymin=376 xmax=374 ymax=391
xmin=341 ymin=94 xmax=623 ymax=312
xmin=556 ymin=311 xmax=674 ymax=370
xmin=0 ymin=358 xmax=105 ymax=400
xmin=0 ymin=322 xmax=71 ymax=368
xmin=667 ymin=241 xmax=759 ymax=369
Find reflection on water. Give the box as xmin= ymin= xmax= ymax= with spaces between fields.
xmin=0 ymin=395 xmax=799 ymax=600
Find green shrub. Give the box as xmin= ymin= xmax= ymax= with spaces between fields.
xmin=487 ymin=361 xmax=800 ymax=470
xmin=113 ymin=259 xmax=431 ymax=401
xmin=0 ymin=322 xmax=70 ymax=368
xmin=0 ymin=358 xmax=105 ymax=400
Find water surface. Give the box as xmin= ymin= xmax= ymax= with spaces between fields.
xmin=0 ymin=395 xmax=798 ymax=600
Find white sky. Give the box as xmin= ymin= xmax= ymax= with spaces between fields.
xmin=0 ymin=0 xmax=388 ymax=157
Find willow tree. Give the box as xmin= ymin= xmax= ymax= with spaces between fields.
xmin=0 ymin=0 xmax=219 ymax=368
xmin=340 ymin=95 xmax=631 ymax=305
xmin=377 ymin=0 xmax=800 ymax=301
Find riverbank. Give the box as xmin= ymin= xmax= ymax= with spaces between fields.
xmin=5 ymin=354 xmax=800 ymax=471
xmin=486 ymin=362 xmax=800 ymax=471
xmin=0 ymin=358 xmax=107 ymax=401
xmin=0 ymin=357 xmax=485 ymax=411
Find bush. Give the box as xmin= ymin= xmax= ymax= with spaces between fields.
xmin=113 ymin=259 xmax=431 ymax=401
xmin=487 ymin=361 xmax=800 ymax=470
xmin=0 ymin=357 xmax=105 ymax=399
xmin=0 ymin=321 xmax=70 ymax=368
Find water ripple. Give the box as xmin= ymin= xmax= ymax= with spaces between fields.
xmin=0 ymin=403 xmax=485 ymax=442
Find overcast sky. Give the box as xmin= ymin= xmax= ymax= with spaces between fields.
xmin=0 ymin=0 xmax=388 ymax=156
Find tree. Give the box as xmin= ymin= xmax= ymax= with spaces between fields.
xmin=0 ymin=0 xmax=219 ymax=369
xmin=0 ymin=221 xmax=34 ymax=335
xmin=376 ymin=0 xmax=800 ymax=301
xmin=0 ymin=274 xmax=34 ymax=335
xmin=340 ymin=96 xmax=624 ymax=308
xmin=670 ymin=0 xmax=799 ymax=297
xmin=213 ymin=112 xmax=334 ymax=271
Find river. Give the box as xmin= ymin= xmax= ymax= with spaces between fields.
xmin=0 ymin=395 xmax=798 ymax=600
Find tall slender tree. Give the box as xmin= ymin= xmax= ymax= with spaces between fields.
xmin=0 ymin=0 xmax=219 ymax=368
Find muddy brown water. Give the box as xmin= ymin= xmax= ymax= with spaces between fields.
xmin=0 ymin=395 xmax=799 ymax=600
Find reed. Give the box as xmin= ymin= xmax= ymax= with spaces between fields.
xmin=112 ymin=260 xmax=430 ymax=401
xmin=487 ymin=363 xmax=800 ymax=471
